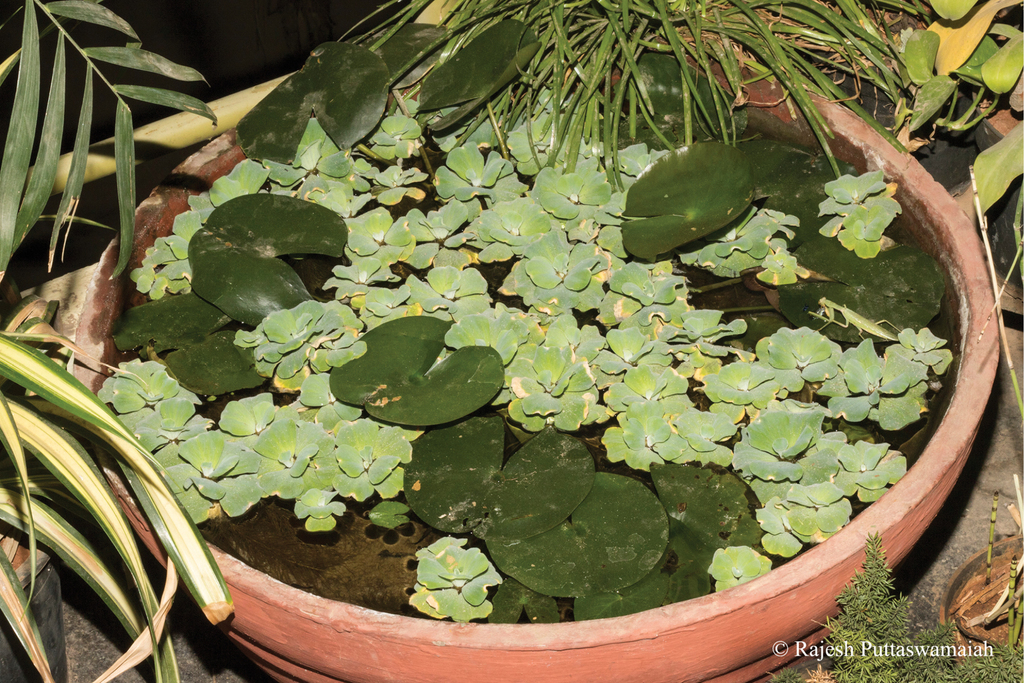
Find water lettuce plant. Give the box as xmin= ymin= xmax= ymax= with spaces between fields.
xmin=100 ymin=37 xmax=957 ymax=627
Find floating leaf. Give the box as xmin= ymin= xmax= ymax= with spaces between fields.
xmin=375 ymin=24 xmax=444 ymax=89
xmin=740 ymin=140 xmax=853 ymax=246
xmin=367 ymin=501 xmax=411 ymax=529
xmin=189 ymin=194 xmax=348 ymax=326
xmin=405 ymin=417 xmax=595 ymax=541
xmin=779 ymin=241 xmax=944 ymax=342
xmin=652 ymin=463 xmax=761 ymax=598
xmin=418 ymin=20 xmax=540 ymax=130
xmin=622 ymin=143 xmax=754 ymax=258
xmin=237 ymin=42 xmax=390 ymax=162
xmin=164 ymin=331 xmax=264 ymax=396
xmin=573 ymin=564 xmax=670 ymax=621
xmin=329 ymin=316 xmax=503 ymax=426
xmin=113 ymin=293 xmax=230 ymax=353
xmin=488 ymin=578 xmax=560 ymax=624
xmin=487 ymin=472 xmax=669 ymax=597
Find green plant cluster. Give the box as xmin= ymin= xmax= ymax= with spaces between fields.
xmin=815 ymin=534 xmax=1024 ymax=683
xmin=105 ymin=74 xmax=953 ymax=625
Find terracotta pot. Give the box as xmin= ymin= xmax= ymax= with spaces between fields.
xmin=940 ymin=535 xmax=1023 ymax=647
xmin=75 ymin=93 xmax=1000 ymax=683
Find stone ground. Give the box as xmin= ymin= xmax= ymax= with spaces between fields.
xmin=19 ymin=145 xmax=1021 ymax=682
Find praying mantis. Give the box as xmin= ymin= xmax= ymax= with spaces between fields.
xmin=807 ymin=297 xmax=901 ymax=342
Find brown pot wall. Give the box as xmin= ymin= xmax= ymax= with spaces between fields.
xmin=75 ymin=94 xmax=1000 ymax=683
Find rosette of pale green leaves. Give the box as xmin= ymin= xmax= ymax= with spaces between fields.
xmin=833 ymin=440 xmax=906 ymax=503
xmin=410 ymin=537 xmax=503 ymax=622
xmin=817 ymin=339 xmax=930 ymax=431
xmin=332 ymin=419 xmax=418 ymax=501
xmin=701 ymin=361 xmax=784 ymax=418
xmin=709 ymin=546 xmax=772 ymax=591
xmin=604 ymin=364 xmax=692 ymax=416
xmin=131 ymin=206 xmax=202 ymax=299
xmin=892 ymin=328 xmax=953 ymax=375
xmin=344 ymin=207 xmax=416 ymax=266
xmin=133 ymin=397 xmax=212 ymax=457
xmin=163 ymin=431 xmax=265 ymax=523
xmin=99 ymin=360 xmax=200 ymax=427
xmin=357 ymin=285 xmax=424 ymax=329
xmin=529 ymin=158 xmax=614 ymax=225
xmin=293 ymin=489 xmax=349 ymax=532
xmin=264 ymin=117 xmax=372 ymax=194
xmin=434 ymin=145 xmax=527 ymax=205
xmin=755 ymin=327 xmax=842 ymax=393
xmin=297 ymin=374 xmax=363 ymax=433
xmin=506 ymin=343 xmax=608 ymax=432
xmin=217 ymin=394 xmax=300 ymax=444
xmin=592 ymin=327 xmax=674 ymax=389
xmin=461 ymin=197 xmax=556 ymax=263
xmin=506 ymin=102 xmax=555 ymax=176
xmin=369 ymin=164 xmax=428 ymax=206
xmin=499 ymin=230 xmax=612 ymax=318
xmin=757 ymin=482 xmax=853 ymax=557
xmin=405 ymin=266 xmax=492 ymax=321
xmin=730 ymin=410 xmax=826 ymax=491
xmin=402 ymin=202 xmax=478 ymax=269
xmin=324 ymin=256 xmax=401 ymax=303
xmin=678 ymin=209 xmax=799 ymax=279
xmin=233 ymin=300 xmax=365 ymax=391
xmin=367 ymin=114 xmax=423 ymax=160
xmin=252 ymin=419 xmax=336 ymax=500
xmin=613 ymin=144 xmax=669 ymax=189
xmin=659 ymin=310 xmax=749 ymax=380
xmin=672 ymin=407 xmax=740 ymax=466
xmin=601 ymin=399 xmax=689 ymax=470
xmin=817 ymin=171 xmax=901 ymax=259
xmin=597 ymin=260 xmax=691 ymax=335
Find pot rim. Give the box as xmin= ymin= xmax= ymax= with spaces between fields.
xmin=76 ymin=92 xmax=999 ymax=657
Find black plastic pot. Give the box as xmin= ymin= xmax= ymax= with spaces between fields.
xmin=0 ymin=552 xmax=67 ymax=683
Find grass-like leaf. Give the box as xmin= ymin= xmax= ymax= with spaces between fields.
xmin=114 ymin=100 xmax=136 ymax=281
xmin=44 ymin=1 xmax=138 ymax=39
xmin=16 ymin=33 xmax=64 ymax=244
xmin=85 ymin=46 xmax=206 ymax=82
xmin=0 ymin=337 xmax=232 ymax=622
xmin=114 ymin=84 xmax=216 ymax=123
xmin=0 ymin=2 xmax=39 ymax=278
xmin=0 ymin=546 xmax=54 ymax=683
xmin=49 ymin=68 xmax=92 ymax=269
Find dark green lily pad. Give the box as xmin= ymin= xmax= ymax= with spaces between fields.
xmin=637 ymin=53 xmax=746 ymax=139
xmin=375 ymin=24 xmax=445 ymax=89
xmin=662 ymin=519 xmax=712 ymax=604
xmin=237 ymin=41 xmax=390 ymax=163
xmin=573 ymin=562 xmax=670 ymax=621
xmin=778 ymin=240 xmax=945 ymax=342
xmin=418 ymin=20 xmax=540 ymax=130
xmin=621 ymin=215 xmax=711 ymax=261
xmin=652 ymin=464 xmax=762 ymax=549
xmin=329 ymin=316 xmax=503 ymax=426
xmin=622 ymin=143 xmax=754 ymax=258
xmin=189 ymin=194 xmax=348 ymax=326
xmin=113 ymin=293 xmax=230 ymax=353
xmin=164 ymin=331 xmax=264 ymax=395
xmin=489 ymin=578 xmax=560 ymax=624
xmin=739 ymin=139 xmax=854 ymax=246
xmin=487 ymin=472 xmax=669 ymax=598
xmin=652 ymin=464 xmax=762 ymax=604
xmin=405 ymin=417 xmax=595 ymax=541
